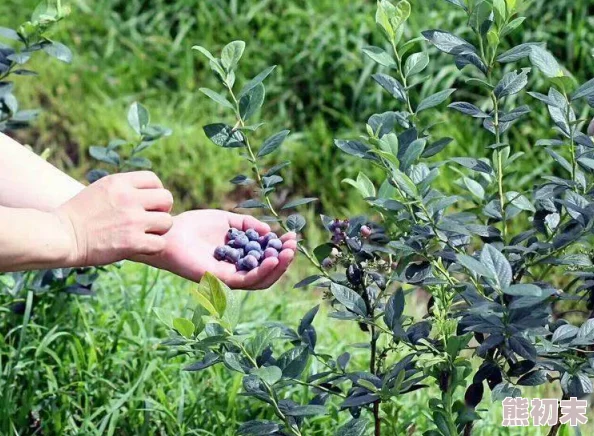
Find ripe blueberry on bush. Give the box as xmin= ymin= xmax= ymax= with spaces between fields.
xmin=321 ymin=257 xmax=334 ymax=269
xmin=214 ymin=227 xmax=281 ymax=271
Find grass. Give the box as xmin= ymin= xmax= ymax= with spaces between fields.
xmin=1 ymin=0 xmax=594 ymax=434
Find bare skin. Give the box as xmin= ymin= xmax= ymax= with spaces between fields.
xmin=0 ymin=132 xmax=296 ymax=289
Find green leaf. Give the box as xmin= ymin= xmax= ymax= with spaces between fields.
xmin=480 ymin=244 xmax=512 ymax=289
xmin=501 ymin=17 xmax=526 ymax=37
xmin=343 ymin=172 xmax=376 ymax=198
xmin=463 ymin=177 xmax=484 ymax=200
xmin=416 ymin=89 xmax=456 ymax=113
xmin=400 ymin=138 xmax=426 ymax=170
xmin=190 ymin=288 xmax=219 ymax=317
xmin=204 ymin=124 xmax=245 ymax=148
xmin=384 ymin=289 xmax=404 ymax=331
xmin=221 ymin=40 xmax=245 ymax=70
xmin=281 ymin=197 xmax=318 ymax=210
xmin=237 ymin=421 xmax=280 ymax=436
xmin=239 ymin=83 xmax=265 ymax=121
xmin=237 ymin=199 xmax=268 ymax=209
xmin=422 ymin=29 xmax=476 ymax=55
xmin=128 ymin=102 xmax=150 ymax=136
xmin=456 ymin=254 xmax=496 ymax=279
xmin=173 ymin=318 xmax=195 ymax=339
xmin=497 ymin=43 xmax=537 ymax=63
xmin=441 ymin=0 xmax=467 ymax=10
xmin=239 ymin=66 xmax=276 ymax=98
xmin=0 ymin=27 xmax=21 ymax=41
xmin=529 ymin=45 xmax=563 ymax=78
xmin=257 ymin=130 xmax=290 ymax=157
xmin=572 ymin=78 xmax=594 ymax=101
xmin=404 ymin=52 xmax=429 ymax=77
xmin=390 ymin=1 xmax=411 ymax=34
xmin=362 ymin=46 xmax=396 ymax=68
xmin=372 ymin=73 xmax=406 ymax=101
xmin=391 ymin=168 xmax=418 ymax=197
xmin=192 ymin=45 xmax=217 ymax=63
xmin=449 ymin=102 xmax=489 ymax=118
xmin=252 ymin=366 xmax=282 ymax=386
xmin=277 ymin=346 xmax=309 ymax=378
xmin=286 ymin=214 xmax=306 ymax=232
xmin=494 ymin=69 xmax=529 ymax=99
xmin=197 ymin=272 xmax=227 ymax=317
xmin=42 ymin=41 xmax=73 ymax=63
xmin=330 ymin=283 xmax=367 ymax=316
xmin=89 ymin=146 xmax=120 ymax=166
xmin=199 ymin=88 xmax=235 ymax=110
xmin=284 ymin=405 xmax=327 ymax=417
xmin=335 ymin=139 xmax=377 ymax=160
xmin=503 ymin=284 xmax=544 ymax=297
xmin=247 ymin=327 xmax=280 ymax=358
xmin=469 ymin=1 xmax=492 ymax=35
xmin=126 ymin=156 xmax=152 ymax=169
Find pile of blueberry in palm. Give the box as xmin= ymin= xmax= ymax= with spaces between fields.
xmin=214 ymin=228 xmax=282 ymax=271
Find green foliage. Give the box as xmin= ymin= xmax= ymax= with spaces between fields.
xmin=163 ymin=1 xmax=594 ymax=435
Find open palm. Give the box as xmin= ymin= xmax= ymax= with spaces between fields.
xmin=139 ymin=209 xmax=297 ymax=290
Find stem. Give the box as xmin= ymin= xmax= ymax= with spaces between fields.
xmin=225 ymin=84 xmax=331 ymax=278
xmin=491 ymin=93 xmax=507 ymax=241
xmin=370 ymin=325 xmax=381 ymax=436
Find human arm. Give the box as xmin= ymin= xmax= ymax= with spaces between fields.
xmin=0 ymin=132 xmax=84 ymax=210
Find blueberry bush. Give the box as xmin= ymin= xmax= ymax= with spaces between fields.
xmin=164 ymin=0 xmax=594 ymax=435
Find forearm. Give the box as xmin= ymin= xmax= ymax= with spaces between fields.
xmin=0 ymin=133 xmax=85 ymax=211
xmin=0 ymin=205 xmax=71 ymax=272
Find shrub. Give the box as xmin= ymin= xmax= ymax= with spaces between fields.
xmin=164 ymin=0 xmax=594 ymax=435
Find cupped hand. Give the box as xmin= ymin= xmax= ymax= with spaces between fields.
xmin=138 ymin=209 xmax=297 ymax=290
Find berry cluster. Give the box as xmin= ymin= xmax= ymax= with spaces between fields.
xmin=214 ymin=228 xmax=282 ymax=271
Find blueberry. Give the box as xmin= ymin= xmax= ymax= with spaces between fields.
xmin=360 ymin=225 xmax=372 ymax=237
xmin=248 ymin=250 xmax=262 ymax=261
xmin=228 ymin=228 xmax=240 ymax=239
xmin=243 ymin=255 xmax=259 ymax=270
xmin=245 ymin=241 xmax=262 ymax=253
xmin=264 ymin=232 xmax=278 ymax=242
xmin=246 ymin=228 xmax=260 ymax=241
xmin=264 ymin=247 xmax=279 ymax=259
xmin=237 ymin=248 xmax=245 ymax=258
xmin=321 ymin=257 xmax=334 ymax=269
xmin=225 ymin=248 xmax=241 ymax=263
xmin=331 ymin=234 xmax=345 ymax=244
xmin=347 ymin=264 xmax=363 ymax=286
xmin=234 ymin=234 xmax=249 ymax=248
xmin=267 ymin=239 xmax=282 ymax=251
xmin=214 ymin=246 xmax=228 ymax=261
xmin=227 ymin=240 xmax=236 ymax=248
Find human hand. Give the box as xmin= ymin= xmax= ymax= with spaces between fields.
xmin=138 ymin=210 xmax=297 ymax=290
xmin=54 ymin=171 xmax=174 ymax=267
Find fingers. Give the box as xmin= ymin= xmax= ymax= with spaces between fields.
xmin=227 ymin=213 xmax=271 ymax=235
xmin=138 ymin=189 xmax=174 ymax=212
xmin=256 ymin=248 xmax=296 ymax=289
xmin=124 ymin=171 xmax=164 ymax=189
xmin=144 ymin=212 xmax=173 ymax=235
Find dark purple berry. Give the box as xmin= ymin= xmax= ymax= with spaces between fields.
xmin=331 ymin=234 xmax=345 ymax=244
xmin=360 ymin=225 xmax=372 ymax=237
xmin=237 ymin=248 xmax=245 ymax=258
xmin=347 ymin=264 xmax=363 ymax=286
xmin=228 ymin=228 xmax=240 ymax=239
xmin=245 ymin=241 xmax=262 ymax=253
xmin=227 ymin=240 xmax=236 ymax=248
xmin=225 ymin=248 xmax=241 ymax=263
xmin=246 ymin=228 xmax=259 ymax=241
xmin=214 ymin=246 xmax=228 ymax=261
xmin=321 ymin=257 xmax=334 ymax=269
xmin=243 ymin=255 xmax=259 ymax=270
xmin=262 ymin=232 xmax=278 ymax=244
xmin=264 ymin=248 xmax=279 ymax=259
xmin=234 ymin=234 xmax=249 ymax=248
xmin=248 ymin=250 xmax=262 ymax=261
xmin=267 ymin=239 xmax=283 ymax=250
